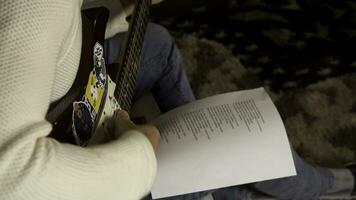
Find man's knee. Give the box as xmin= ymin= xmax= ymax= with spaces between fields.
xmin=144 ymin=23 xmax=174 ymax=51
xmin=146 ymin=23 xmax=171 ymax=40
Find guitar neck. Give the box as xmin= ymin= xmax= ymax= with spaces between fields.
xmin=114 ymin=0 xmax=152 ymax=112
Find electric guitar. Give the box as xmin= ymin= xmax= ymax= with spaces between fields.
xmin=46 ymin=0 xmax=152 ymax=146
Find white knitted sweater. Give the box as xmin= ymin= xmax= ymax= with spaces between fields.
xmin=0 ymin=1 xmax=156 ymax=199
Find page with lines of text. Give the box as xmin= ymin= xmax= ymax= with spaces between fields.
xmin=151 ymin=87 xmax=296 ymax=199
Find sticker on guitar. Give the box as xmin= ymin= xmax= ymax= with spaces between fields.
xmin=72 ymin=42 xmax=107 ymax=146
xmin=72 ymin=101 xmax=93 ymax=145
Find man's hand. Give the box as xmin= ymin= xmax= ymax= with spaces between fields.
xmin=114 ymin=110 xmax=160 ymax=154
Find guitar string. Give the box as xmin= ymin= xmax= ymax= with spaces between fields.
xmin=125 ymin=0 xmax=147 ymax=90
xmin=120 ymin=0 xmax=151 ymax=111
xmin=117 ymin=0 xmax=150 ymax=111
xmin=119 ymin=6 xmax=143 ymax=100
xmin=120 ymin=30 xmax=140 ymax=110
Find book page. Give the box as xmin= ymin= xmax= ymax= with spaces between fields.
xmin=150 ymin=88 xmax=296 ymax=199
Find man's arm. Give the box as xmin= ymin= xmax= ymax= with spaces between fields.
xmin=0 ymin=1 xmax=156 ymax=199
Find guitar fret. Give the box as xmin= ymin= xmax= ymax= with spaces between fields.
xmin=123 ymin=97 xmax=131 ymax=111
xmin=127 ymin=72 xmax=134 ymax=84
xmin=118 ymin=65 xmax=136 ymax=106
xmin=114 ymin=0 xmax=152 ymax=111
xmin=126 ymin=80 xmax=135 ymax=95
xmin=122 ymin=81 xmax=132 ymax=100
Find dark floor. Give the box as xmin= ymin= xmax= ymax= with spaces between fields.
xmin=151 ymin=0 xmax=356 ymax=92
xmin=149 ymin=0 xmax=356 ymax=168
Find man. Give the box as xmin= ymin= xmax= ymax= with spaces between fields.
xmin=0 ymin=0 xmax=354 ymax=200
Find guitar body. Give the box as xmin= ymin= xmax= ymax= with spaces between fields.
xmin=47 ymin=8 xmax=111 ymax=144
xmin=47 ymin=0 xmax=152 ymax=146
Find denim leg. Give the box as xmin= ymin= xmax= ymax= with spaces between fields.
xmin=165 ymin=150 xmax=335 ymax=200
xmin=104 ymin=24 xmax=208 ymax=200
xmin=253 ymin=149 xmax=334 ymax=200
xmin=104 ymin=23 xmax=195 ymax=113
xmin=142 ymin=190 xmax=212 ymax=200
xmin=142 ymin=149 xmax=334 ymax=200
xmin=105 ymin=23 xmax=335 ymax=200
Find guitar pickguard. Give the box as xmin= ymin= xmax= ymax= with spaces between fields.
xmin=50 ymin=1 xmax=152 ymax=145
xmin=72 ymin=42 xmax=118 ymax=146
xmin=88 ymin=75 xmax=121 ymax=145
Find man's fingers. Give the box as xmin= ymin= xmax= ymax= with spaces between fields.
xmin=137 ymin=124 xmax=160 ymax=153
xmin=113 ymin=110 xmax=160 ymax=154
xmin=114 ymin=110 xmax=135 ymax=134
xmin=116 ymin=110 xmax=130 ymax=120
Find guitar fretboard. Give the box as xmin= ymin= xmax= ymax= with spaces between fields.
xmin=114 ymin=0 xmax=151 ymax=112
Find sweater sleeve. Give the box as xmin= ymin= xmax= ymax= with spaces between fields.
xmin=0 ymin=1 xmax=156 ymax=200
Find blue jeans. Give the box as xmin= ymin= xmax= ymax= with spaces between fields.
xmin=104 ymin=23 xmax=334 ymax=200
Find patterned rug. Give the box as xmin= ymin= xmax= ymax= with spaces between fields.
xmin=150 ymin=1 xmax=356 ymax=199
xmin=153 ymin=0 xmax=356 ymax=167
xmin=176 ymin=35 xmax=356 ymax=169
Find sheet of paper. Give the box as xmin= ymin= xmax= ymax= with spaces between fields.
xmin=150 ymin=87 xmax=296 ymax=199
